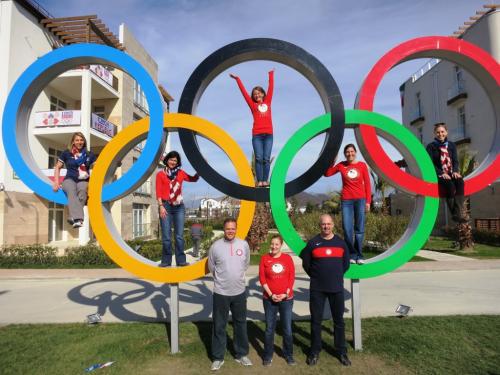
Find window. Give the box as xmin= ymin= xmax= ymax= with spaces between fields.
xmin=458 ymin=105 xmax=466 ymax=138
xmin=132 ymin=157 xmax=151 ymax=195
xmin=93 ymin=105 xmax=105 ymax=118
xmin=416 ymin=92 xmax=422 ymax=116
xmin=48 ymin=202 xmax=64 ymax=242
xmin=454 ymin=66 xmax=463 ymax=83
xmin=50 ymin=96 xmax=67 ymax=111
xmin=48 ymin=147 xmax=64 ymax=168
xmin=417 ymin=127 xmax=423 ymax=143
xmin=133 ymin=80 xmax=149 ymax=113
xmin=133 ymin=203 xmax=150 ymax=238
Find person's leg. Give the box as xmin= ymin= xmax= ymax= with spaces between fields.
xmin=279 ymin=299 xmax=294 ymax=361
xmin=230 ymin=291 xmax=249 ymax=359
xmin=263 ymin=298 xmax=278 ymax=361
xmin=341 ymin=200 xmax=355 ymax=260
xmin=453 ymin=177 xmax=466 ymax=221
xmin=192 ymin=237 xmax=201 ymax=257
xmin=353 ymin=199 xmax=366 ymax=260
xmin=212 ymin=293 xmax=230 ymax=361
xmin=159 ymin=202 xmax=173 ymax=265
xmin=438 ymin=178 xmax=458 ymax=220
xmin=309 ymin=289 xmax=326 ymax=357
xmin=262 ymin=134 xmax=273 ymax=183
xmin=328 ymin=291 xmax=347 ymax=355
xmin=252 ymin=135 xmax=264 ymax=184
xmin=172 ymin=204 xmax=187 ymax=265
xmin=75 ymin=181 xmax=89 ymax=221
xmin=62 ymin=179 xmax=82 ymax=221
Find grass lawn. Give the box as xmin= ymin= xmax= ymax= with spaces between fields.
xmin=425 ymin=237 xmax=500 ymax=259
xmin=1 ymin=316 xmax=499 ymax=374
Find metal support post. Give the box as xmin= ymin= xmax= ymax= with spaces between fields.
xmin=351 ymin=278 xmax=362 ymax=351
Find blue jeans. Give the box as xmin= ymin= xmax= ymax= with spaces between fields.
xmin=159 ymin=202 xmax=186 ymax=265
xmin=263 ymin=298 xmax=293 ymax=361
xmin=341 ymin=199 xmax=366 ymax=260
xmin=212 ymin=292 xmax=249 ymax=361
xmin=252 ymin=134 xmax=273 ymax=182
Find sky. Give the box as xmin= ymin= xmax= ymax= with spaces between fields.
xmin=38 ymin=0 xmax=493 ymax=203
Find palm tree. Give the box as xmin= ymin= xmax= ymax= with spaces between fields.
xmin=456 ymin=149 xmax=476 ymax=251
xmin=370 ymin=170 xmax=389 ymax=215
xmin=322 ymin=191 xmax=342 ymax=214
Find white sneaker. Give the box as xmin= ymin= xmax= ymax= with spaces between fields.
xmin=357 ymin=258 xmax=365 ymax=265
xmin=350 ymin=259 xmax=356 ymax=264
xmin=235 ymin=356 xmax=253 ymax=366
xmin=72 ymin=220 xmax=83 ymax=228
xmin=211 ymin=360 xmax=224 ymax=371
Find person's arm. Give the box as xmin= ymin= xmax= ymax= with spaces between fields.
xmin=426 ymin=143 xmax=443 ymax=177
xmin=184 ymin=170 xmax=200 ymax=182
xmin=207 ymin=243 xmax=216 ymax=274
xmin=52 ymin=160 xmax=64 ymax=192
xmin=324 ymin=161 xmax=340 ymax=177
xmin=300 ymin=241 xmax=312 ymax=276
xmin=259 ymin=257 xmax=274 ymax=298
xmin=450 ymin=142 xmax=461 ymax=177
xmin=342 ymin=241 xmax=350 ymax=274
xmin=266 ymin=69 xmax=274 ymax=103
xmin=244 ymin=241 xmax=250 ymax=271
xmin=363 ymin=163 xmax=372 ymax=209
xmin=155 ymin=172 xmax=167 ymax=219
xmin=230 ymin=74 xmax=253 ymax=108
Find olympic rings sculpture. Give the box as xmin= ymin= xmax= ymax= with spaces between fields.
xmin=3 ymin=37 xmax=499 ymax=283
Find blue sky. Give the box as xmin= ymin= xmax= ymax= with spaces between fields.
xmin=39 ymin=0 xmax=491 ymax=202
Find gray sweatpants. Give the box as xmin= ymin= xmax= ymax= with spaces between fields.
xmin=62 ymin=179 xmax=88 ymax=221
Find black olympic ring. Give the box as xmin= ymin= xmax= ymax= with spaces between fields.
xmin=178 ymin=38 xmax=345 ymax=202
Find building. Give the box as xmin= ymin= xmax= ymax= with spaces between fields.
xmin=0 ymin=0 xmax=173 ymax=246
xmin=394 ymin=4 xmax=500 ymax=230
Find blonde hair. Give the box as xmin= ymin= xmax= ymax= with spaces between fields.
xmin=68 ymin=132 xmax=87 ymax=150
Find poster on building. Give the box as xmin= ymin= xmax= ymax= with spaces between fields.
xmin=89 ymin=65 xmax=113 ymax=86
xmin=34 ymin=110 xmax=81 ymax=127
xmin=91 ymin=113 xmax=116 ymax=137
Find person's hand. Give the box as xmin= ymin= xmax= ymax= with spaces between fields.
xmin=365 ymin=203 xmax=371 ymax=212
xmin=229 ymin=73 xmax=238 ymax=79
xmin=52 ymin=182 xmax=60 ymax=192
xmin=271 ymin=294 xmax=280 ymax=302
xmin=159 ymin=205 xmax=167 ymax=219
xmin=441 ymin=173 xmax=451 ymax=180
xmin=452 ymin=172 xmax=462 ymax=179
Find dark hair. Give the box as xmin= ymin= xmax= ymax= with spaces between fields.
xmin=343 ymin=143 xmax=357 ymax=154
xmin=433 ymin=122 xmax=448 ymax=131
xmin=163 ymin=150 xmax=181 ymax=167
xmin=251 ymin=86 xmax=266 ymax=102
xmin=271 ymin=234 xmax=283 ymax=244
xmin=223 ymin=218 xmax=237 ymax=228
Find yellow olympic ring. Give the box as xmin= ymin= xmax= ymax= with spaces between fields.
xmin=88 ymin=113 xmax=256 ymax=283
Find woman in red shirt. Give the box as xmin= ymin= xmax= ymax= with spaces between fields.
xmin=259 ymin=234 xmax=296 ymax=366
xmin=324 ymin=144 xmax=371 ymax=264
xmin=156 ymin=151 xmax=199 ymax=267
xmin=230 ymin=69 xmax=274 ymax=187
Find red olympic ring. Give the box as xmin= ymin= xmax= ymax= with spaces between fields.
xmin=357 ymin=36 xmax=500 ymax=197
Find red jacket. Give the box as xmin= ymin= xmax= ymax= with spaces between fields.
xmin=324 ymin=161 xmax=371 ymax=204
xmin=155 ymin=169 xmax=198 ymax=202
xmin=235 ymin=70 xmax=274 ymax=135
xmin=259 ymin=252 xmax=295 ymax=299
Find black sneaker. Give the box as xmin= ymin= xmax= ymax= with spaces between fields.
xmin=72 ymin=220 xmax=83 ymax=228
xmin=177 ymin=262 xmax=189 ymax=267
xmin=306 ymin=355 xmax=318 ymax=366
xmin=339 ymin=354 xmax=351 ymax=366
xmin=158 ymin=263 xmax=171 ymax=267
xmin=286 ymin=358 xmax=297 ymax=366
xmin=262 ymin=359 xmax=272 ymax=367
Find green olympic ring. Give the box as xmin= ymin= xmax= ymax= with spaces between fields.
xmin=270 ymin=109 xmax=439 ymax=279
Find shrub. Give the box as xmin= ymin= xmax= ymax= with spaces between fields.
xmin=0 ymin=244 xmax=58 ymax=267
xmin=62 ymin=244 xmax=115 ymax=266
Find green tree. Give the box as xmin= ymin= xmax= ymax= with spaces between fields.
xmin=456 ymin=149 xmax=476 ymax=251
xmin=370 ymin=170 xmax=389 ymax=214
xmin=322 ymin=191 xmax=342 ymax=214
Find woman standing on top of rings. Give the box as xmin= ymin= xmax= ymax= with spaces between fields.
xmin=324 ymin=144 xmax=371 ymax=265
xmin=230 ymin=69 xmax=274 ymax=187
xmin=258 ymin=234 xmax=296 ymax=366
xmin=156 ymin=151 xmax=199 ymax=267
xmin=52 ymin=132 xmax=96 ymax=228
xmin=426 ymin=123 xmax=466 ymax=223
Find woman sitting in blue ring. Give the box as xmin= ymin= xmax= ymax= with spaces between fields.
xmin=52 ymin=132 xmax=96 ymax=228
xmin=156 ymin=151 xmax=199 ymax=267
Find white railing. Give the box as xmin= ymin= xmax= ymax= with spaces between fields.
xmin=411 ymin=59 xmax=440 ymax=83
xmin=447 ymin=79 xmax=466 ymax=101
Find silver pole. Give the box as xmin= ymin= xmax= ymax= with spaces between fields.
xmin=170 ymin=283 xmax=179 ymax=354
xmin=351 ymin=278 xmax=362 ymax=351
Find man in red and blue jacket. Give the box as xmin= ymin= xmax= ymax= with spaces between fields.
xmin=300 ymin=214 xmax=351 ymax=367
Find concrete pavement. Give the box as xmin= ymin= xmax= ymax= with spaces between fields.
xmin=1 ymin=256 xmax=500 ymax=324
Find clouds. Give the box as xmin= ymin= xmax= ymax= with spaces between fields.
xmin=40 ymin=0 xmax=488 ymax=197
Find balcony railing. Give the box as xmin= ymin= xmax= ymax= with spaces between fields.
xmin=409 ymin=107 xmax=425 ymax=125
xmin=134 ymin=181 xmax=151 ymax=195
xmin=447 ymin=79 xmax=467 ymax=104
xmin=34 ymin=110 xmax=117 ymax=138
xmin=411 ymin=59 xmax=440 ymax=83
xmin=448 ymin=127 xmax=467 ymax=141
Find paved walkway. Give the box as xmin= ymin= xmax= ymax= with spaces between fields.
xmin=1 ymin=257 xmax=500 ymax=324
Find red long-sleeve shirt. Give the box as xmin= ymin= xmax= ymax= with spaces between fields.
xmin=324 ymin=161 xmax=371 ymax=204
xmin=155 ymin=169 xmax=198 ymax=202
xmin=234 ymin=71 xmax=274 ymax=135
xmin=259 ymin=252 xmax=295 ymax=299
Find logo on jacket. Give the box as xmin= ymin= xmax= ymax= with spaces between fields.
xmin=271 ymin=263 xmax=284 ymax=274
xmin=258 ymin=103 xmax=268 ymax=113
xmin=326 ymin=249 xmax=332 ymax=255
xmin=347 ymin=168 xmax=358 ymax=179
